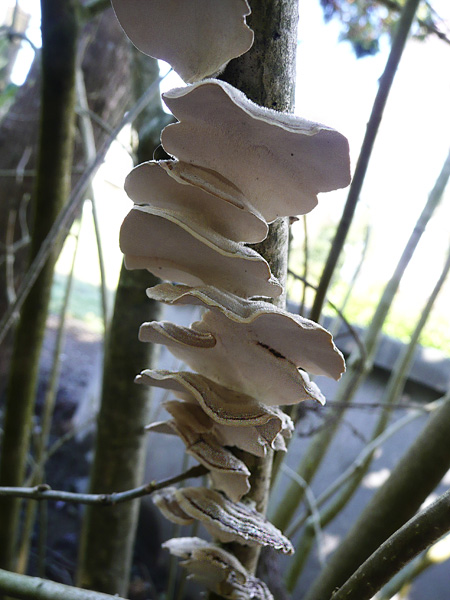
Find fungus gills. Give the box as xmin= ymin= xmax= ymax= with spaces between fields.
xmin=113 ymin=2 xmax=351 ymax=597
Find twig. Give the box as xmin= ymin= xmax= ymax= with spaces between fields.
xmin=281 ymin=464 xmax=324 ymax=565
xmin=310 ymin=0 xmax=422 ymax=322
xmin=0 ymin=568 xmax=127 ymax=600
xmin=0 ymin=26 xmax=38 ymax=52
xmin=286 ymin=393 xmax=447 ymax=538
xmin=75 ymin=64 xmax=109 ymax=328
xmin=330 ymin=488 xmax=450 ymax=600
xmin=0 ymin=464 xmax=207 ymax=506
xmin=288 ymin=269 xmax=366 ymax=363
xmin=0 ymin=71 xmax=170 ymax=346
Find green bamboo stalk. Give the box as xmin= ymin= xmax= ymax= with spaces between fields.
xmin=271 ymin=145 xmax=450 ymax=534
xmin=330 ymin=488 xmax=450 ymax=600
xmin=0 ymin=0 xmax=79 ymax=571
xmin=303 ymin=388 xmax=450 ymax=600
xmin=309 ymin=0 xmax=421 ymax=323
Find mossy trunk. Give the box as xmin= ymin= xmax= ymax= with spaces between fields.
xmin=216 ymin=0 xmax=298 ymax=577
xmin=0 ymin=0 xmax=78 ymax=571
xmin=76 ymin=56 xmax=170 ymax=596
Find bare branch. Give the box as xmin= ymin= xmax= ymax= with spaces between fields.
xmin=0 ymin=464 xmax=207 ymax=506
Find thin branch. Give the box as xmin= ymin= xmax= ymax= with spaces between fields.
xmin=286 ymin=393 xmax=448 ymax=538
xmin=288 ymin=269 xmax=366 ymax=363
xmin=0 ymin=71 xmax=170 ymax=346
xmin=0 ymin=26 xmax=38 ymax=52
xmin=330 ymin=488 xmax=450 ymax=600
xmin=281 ymin=464 xmax=324 ymax=566
xmin=0 ymin=464 xmax=207 ymax=506
xmin=0 ymin=568 xmax=127 ymax=600
xmin=310 ymin=0 xmax=422 ymax=322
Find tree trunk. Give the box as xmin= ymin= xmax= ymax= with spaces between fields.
xmin=76 ymin=55 xmax=171 ymax=596
xmin=215 ymin=0 xmax=298 ymax=577
xmin=0 ymin=0 xmax=79 ymax=571
xmin=0 ymin=8 xmax=133 ymax=395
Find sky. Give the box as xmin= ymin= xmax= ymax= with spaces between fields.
xmin=3 ymin=0 xmax=450 ymax=344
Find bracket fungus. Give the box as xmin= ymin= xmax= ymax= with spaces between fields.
xmin=124 ymin=160 xmax=268 ymax=243
xmin=163 ymin=537 xmax=274 ymax=600
xmin=119 ymin=206 xmax=281 ymax=298
xmin=155 ymin=487 xmax=293 ymax=554
xmin=139 ymin=284 xmax=344 ymax=405
xmin=147 ymin=400 xmax=251 ymax=502
xmin=112 ymin=0 xmax=352 ymax=592
xmin=137 ymin=369 xmax=294 ymax=456
xmin=161 ymin=79 xmax=351 ymax=221
xmin=111 ymin=0 xmax=254 ymax=83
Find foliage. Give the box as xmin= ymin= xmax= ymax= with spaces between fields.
xmin=320 ymin=0 xmax=441 ymax=56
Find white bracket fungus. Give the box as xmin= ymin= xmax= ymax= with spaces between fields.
xmin=148 ymin=400 xmax=251 ymax=502
xmin=163 ymin=537 xmax=274 ymax=599
xmin=137 ymin=370 xmax=294 ymax=457
xmin=119 ymin=206 xmax=282 ymax=298
xmin=161 ymin=79 xmax=351 ymax=221
xmin=111 ymin=0 xmax=254 ymax=83
xmin=158 ymin=487 xmax=294 ymax=554
xmin=125 ymin=160 xmax=268 ymax=244
xmin=139 ymin=284 xmax=344 ymax=405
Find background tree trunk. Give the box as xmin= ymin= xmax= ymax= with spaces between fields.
xmin=76 ymin=54 xmax=171 ymax=596
xmin=0 ymin=0 xmax=79 ymax=572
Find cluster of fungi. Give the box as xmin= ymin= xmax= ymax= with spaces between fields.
xmin=112 ymin=1 xmax=351 ymax=598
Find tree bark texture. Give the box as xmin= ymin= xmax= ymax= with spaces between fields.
xmin=0 ymin=0 xmax=79 ymax=571
xmin=217 ymin=0 xmax=298 ymax=577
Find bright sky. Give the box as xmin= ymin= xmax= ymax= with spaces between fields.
xmin=3 ymin=0 xmax=450 ymax=344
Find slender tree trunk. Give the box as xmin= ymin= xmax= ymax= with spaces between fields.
xmin=303 ymin=392 xmax=450 ymax=600
xmin=214 ymin=0 xmax=298 ymax=577
xmin=76 ymin=56 xmax=170 ymax=596
xmin=0 ymin=0 xmax=78 ymax=571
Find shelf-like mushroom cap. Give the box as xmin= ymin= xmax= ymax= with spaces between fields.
xmin=125 ymin=161 xmax=268 ymax=243
xmin=148 ymin=400 xmax=251 ymax=502
xmin=161 ymin=80 xmax=351 ymax=222
xmin=163 ymin=537 xmax=274 ymax=599
xmin=139 ymin=284 xmax=344 ymax=405
xmin=119 ymin=205 xmax=281 ymax=298
xmin=137 ymin=369 xmax=293 ymax=457
xmin=152 ymin=487 xmax=194 ymax=526
xmin=111 ymin=0 xmax=254 ymax=83
xmin=174 ymin=487 xmax=294 ymax=554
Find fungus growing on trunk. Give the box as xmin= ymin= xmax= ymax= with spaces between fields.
xmin=119 ymin=207 xmax=282 ymax=298
xmin=161 ymin=79 xmax=351 ymax=221
xmin=111 ymin=0 xmax=254 ymax=83
xmin=125 ymin=160 xmax=268 ymax=243
xmin=139 ymin=284 xmax=343 ymax=405
xmin=138 ymin=370 xmax=294 ymax=456
xmin=162 ymin=537 xmax=274 ymax=599
xmin=154 ymin=487 xmax=294 ymax=554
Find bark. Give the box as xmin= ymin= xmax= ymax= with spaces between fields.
xmin=0 ymin=0 xmax=79 ymax=571
xmin=215 ymin=0 xmax=298 ymax=578
xmin=76 ymin=55 xmax=171 ymax=596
